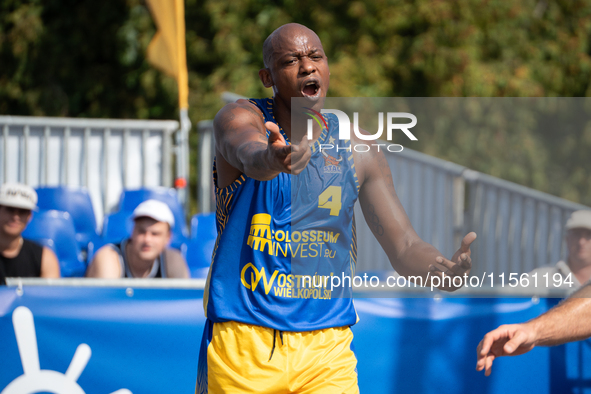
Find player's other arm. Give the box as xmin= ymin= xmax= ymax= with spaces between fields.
xmin=214 ymin=100 xmax=291 ymax=183
xmin=476 ymin=284 xmax=591 ymax=376
xmin=356 ymin=148 xmax=476 ymax=292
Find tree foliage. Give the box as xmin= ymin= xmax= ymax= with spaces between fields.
xmin=1 ymin=0 xmax=590 ymax=207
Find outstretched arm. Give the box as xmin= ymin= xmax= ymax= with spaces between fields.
xmin=356 ymin=147 xmax=476 ymax=291
xmin=476 ymin=284 xmax=591 ymax=376
xmin=214 ymin=100 xmax=311 ymax=187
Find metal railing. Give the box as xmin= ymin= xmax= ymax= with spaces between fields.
xmin=464 ymin=170 xmax=588 ymax=282
xmin=353 ymin=150 xmax=588 ymax=278
xmin=197 ymin=120 xmax=215 ymax=214
xmin=0 ymin=116 xmax=179 ymax=223
xmin=354 ymin=148 xmax=467 ymax=272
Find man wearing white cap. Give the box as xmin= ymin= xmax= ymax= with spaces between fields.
xmin=0 ymin=183 xmax=60 ymax=284
xmin=530 ymin=210 xmax=591 ymax=289
xmin=86 ymin=199 xmax=189 ymax=278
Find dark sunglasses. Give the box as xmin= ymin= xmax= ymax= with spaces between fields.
xmin=0 ymin=205 xmax=32 ymax=216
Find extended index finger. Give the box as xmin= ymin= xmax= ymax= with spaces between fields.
xmin=299 ymin=131 xmax=310 ymax=146
xmin=460 ymin=232 xmax=477 ymax=253
xmin=478 ymin=326 xmax=513 ymax=357
xmin=478 ymin=331 xmax=496 ymax=358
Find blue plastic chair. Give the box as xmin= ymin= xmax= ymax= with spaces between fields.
xmin=190 ymin=212 xmax=217 ymax=239
xmin=22 ymin=209 xmax=86 ymax=277
xmin=182 ymin=239 xmax=214 ymax=279
xmin=86 ymin=238 xmax=107 ymax=264
xmin=117 ymin=188 xmax=189 ymax=248
xmin=101 ymin=210 xmax=134 ymax=245
xmin=35 ymin=187 xmax=99 ymax=250
xmin=119 ymin=188 xmax=188 ymax=234
xmin=184 ymin=213 xmax=217 ymax=278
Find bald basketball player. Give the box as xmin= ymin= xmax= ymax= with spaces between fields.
xmin=197 ymin=23 xmax=477 ymax=393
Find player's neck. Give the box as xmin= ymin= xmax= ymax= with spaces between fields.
xmin=273 ymin=96 xmax=324 ymax=142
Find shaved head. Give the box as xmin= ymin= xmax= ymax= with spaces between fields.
xmin=258 ymin=22 xmax=329 ymax=107
xmin=263 ymin=23 xmax=323 ymax=68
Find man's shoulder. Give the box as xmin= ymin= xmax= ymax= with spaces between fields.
xmin=213 ymin=99 xmax=268 ymax=141
xmin=163 ymin=247 xmax=189 ymax=279
xmin=86 ymin=244 xmax=123 ymax=278
xmin=529 ymin=265 xmax=561 ymax=276
xmin=163 ymin=247 xmax=183 ymax=259
xmin=348 ymin=129 xmax=390 ymax=190
xmin=216 ymin=99 xmax=265 ymax=121
xmin=529 ymin=261 xmax=571 ymax=277
xmin=92 ymin=244 xmax=122 ymax=264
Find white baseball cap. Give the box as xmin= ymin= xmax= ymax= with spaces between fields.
xmin=0 ymin=183 xmax=38 ymax=210
xmin=132 ymin=199 xmax=175 ymax=228
xmin=566 ymin=210 xmax=591 ymax=231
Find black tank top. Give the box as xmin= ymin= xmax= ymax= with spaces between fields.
xmin=0 ymin=239 xmax=43 ymax=284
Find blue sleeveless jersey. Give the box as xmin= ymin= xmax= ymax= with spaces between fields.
xmin=204 ymin=98 xmax=360 ymax=331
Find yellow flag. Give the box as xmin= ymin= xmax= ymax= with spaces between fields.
xmin=145 ymin=0 xmax=188 ymax=109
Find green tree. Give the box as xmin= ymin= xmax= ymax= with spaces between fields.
xmin=1 ymin=0 xmax=590 ymax=207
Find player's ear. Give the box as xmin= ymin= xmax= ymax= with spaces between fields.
xmin=259 ymin=68 xmax=274 ymax=88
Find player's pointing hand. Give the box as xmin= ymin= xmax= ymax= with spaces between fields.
xmin=265 ymin=121 xmax=292 ymax=173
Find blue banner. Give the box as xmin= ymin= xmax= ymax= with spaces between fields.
xmin=0 ymin=287 xmax=586 ymax=394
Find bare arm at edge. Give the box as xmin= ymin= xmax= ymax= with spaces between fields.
xmin=476 ymin=284 xmax=591 ymax=375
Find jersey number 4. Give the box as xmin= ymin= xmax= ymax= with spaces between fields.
xmin=318 ymin=186 xmax=342 ymax=216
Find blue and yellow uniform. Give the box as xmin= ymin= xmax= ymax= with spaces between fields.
xmin=197 ymin=98 xmax=360 ymax=394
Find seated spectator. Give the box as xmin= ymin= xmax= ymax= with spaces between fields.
xmin=529 ymin=210 xmax=591 ymax=289
xmin=86 ymin=199 xmax=189 ymax=278
xmin=0 ymin=183 xmax=60 ymax=284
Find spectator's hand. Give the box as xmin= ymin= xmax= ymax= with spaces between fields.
xmin=476 ymin=323 xmax=538 ymax=376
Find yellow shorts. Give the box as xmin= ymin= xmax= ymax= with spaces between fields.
xmin=196 ymin=320 xmax=359 ymax=394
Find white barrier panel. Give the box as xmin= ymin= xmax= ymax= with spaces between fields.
xmin=0 ymin=280 xmax=582 ymax=394
xmin=0 ymin=116 xmax=178 ymax=224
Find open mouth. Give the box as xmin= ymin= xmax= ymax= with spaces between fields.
xmin=302 ymin=80 xmax=320 ymax=97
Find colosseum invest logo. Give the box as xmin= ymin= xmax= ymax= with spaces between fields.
xmin=247 ymin=214 xmax=273 ymax=255
xmin=246 ymin=212 xmax=342 ymax=262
